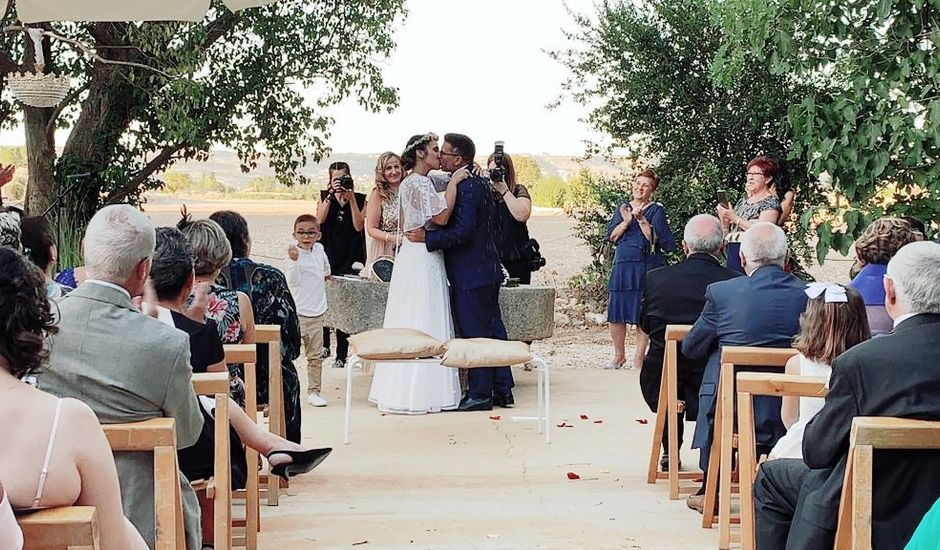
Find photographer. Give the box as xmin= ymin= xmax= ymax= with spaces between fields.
xmin=488 ymin=150 xmax=539 ymax=284
xmin=316 ymin=161 xmax=366 ymax=368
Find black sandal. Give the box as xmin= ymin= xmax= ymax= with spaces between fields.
xmin=267 ymin=447 xmax=332 ymax=479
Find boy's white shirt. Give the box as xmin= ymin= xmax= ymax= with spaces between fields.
xmin=286 ymin=241 xmax=331 ymax=317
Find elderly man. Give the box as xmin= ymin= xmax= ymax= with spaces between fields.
xmin=682 ymin=222 xmax=808 ymax=511
xmin=639 ymin=214 xmax=740 ymax=471
xmin=40 ymin=205 xmax=205 ymax=549
xmin=754 ymin=241 xmax=940 ymax=549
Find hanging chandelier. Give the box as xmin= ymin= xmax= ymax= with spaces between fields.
xmin=7 ymin=28 xmax=70 ymax=108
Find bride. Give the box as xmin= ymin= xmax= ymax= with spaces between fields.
xmin=368 ymin=133 xmax=469 ymax=414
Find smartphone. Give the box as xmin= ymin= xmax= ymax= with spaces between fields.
xmin=716 ymin=189 xmax=730 ymax=207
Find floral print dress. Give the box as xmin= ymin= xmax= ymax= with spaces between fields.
xmin=201 ymin=285 xmax=247 ymax=406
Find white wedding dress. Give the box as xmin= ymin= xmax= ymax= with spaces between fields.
xmin=368 ymin=173 xmax=461 ymax=414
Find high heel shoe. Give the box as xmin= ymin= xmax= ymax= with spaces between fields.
xmin=267 ymin=447 xmax=332 ymax=479
xmin=602 ymin=359 xmax=625 ymax=370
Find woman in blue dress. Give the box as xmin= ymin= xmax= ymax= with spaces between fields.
xmin=606 ymin=170 xmax=676 ymax=370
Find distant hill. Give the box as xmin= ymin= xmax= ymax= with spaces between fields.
xmin=159 ymin=149 xmax=629 ymax=189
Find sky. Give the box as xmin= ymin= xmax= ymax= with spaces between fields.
xmin=0 ymin=0 xmax=601 ymax=156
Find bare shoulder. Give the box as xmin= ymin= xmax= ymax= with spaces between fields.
xmin=58 ymin=397 xmax=102 ymax=431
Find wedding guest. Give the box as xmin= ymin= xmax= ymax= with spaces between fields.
xmin=639 ymin=215 xmax=739 ymax=470
xmin=0 ymin=248 xmax=147 ymax=550
xmin=682 ymin=222 xmax=807 ymax=513
xmin=0 ymin=207 xmax=21 ymax=249
xmin=488 ymin=151 xmax=535 ymax=283
xmin=605 ymin=169 xmax=676 ymax=370
xmin=768 ymin=283 xmax=870 ymax=460
xmin=0 ymin=481 xmax=22 ymax=550
xmin=717 ymin=156 xmax=782 ymax=273
xmin=285 ymin=215 xmax=332 ymax=407
xmin=210 ymin=210 xmax=304 ymax=443
xmin=317 ymin=162 xmax=366 ymax=368
xmin=20 ymin=216 xmax=71 ymax=300
xmin=37 ymin=205 xmax=203 ymax=548
xmin=365 ymin=152 xmax=403 ymax=273
xmin=849 ymin=217 xmax=923 ymax=335
xmin=754 ymin=241 xmax=940 ymax=548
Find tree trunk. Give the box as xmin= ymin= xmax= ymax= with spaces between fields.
xmin=22 ymin=106 xmax=56 ymax=216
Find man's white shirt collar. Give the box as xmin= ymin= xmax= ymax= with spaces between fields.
xmin=893 ymin=312 xmax=919 ymax=329
xmin=85 ymin=279 xmax=132 ymax=300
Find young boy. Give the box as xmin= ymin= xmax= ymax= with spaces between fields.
xmin=286 ymin=214 xmax=332 ymax=407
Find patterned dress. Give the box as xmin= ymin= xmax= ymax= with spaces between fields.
xmin=725 ymin=194 xmax=782 ymax=273
xmin=202 ymin=285 xmax=248 ymax=406
xmin=218 ymin=258 xmax=303 ymax=443
xmin=365 ymin=188 xmax=401 ymax=270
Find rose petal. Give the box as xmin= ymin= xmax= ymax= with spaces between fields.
xmin=566 ymin=472 xmax=581 ymax=480
xmin=635 ymin=418 xmax=649 ymax=424
xmin=579 ymin=414 xmax=589 ymax=420
xmin=489 ymin=415 xmax=501 ymax=421
xmin=593 ymin=420 xmax=604 ymax=424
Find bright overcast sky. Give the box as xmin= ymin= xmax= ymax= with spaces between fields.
xmin=1 ymin=0 xmax=600 ymax=156
xmin=324 ymin=0 xmax=600 ymax=155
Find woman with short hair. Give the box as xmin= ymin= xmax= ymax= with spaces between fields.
xmin=20 ymin=216 xmax=71 ymax=300
xmin=717 ymin=156 xmax=783 ymax=273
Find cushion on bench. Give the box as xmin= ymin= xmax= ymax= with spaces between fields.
xmin=348 ymin=328 xmax=445 ymax=360
xmin=441 ymin=338 xmax=531 ymax=368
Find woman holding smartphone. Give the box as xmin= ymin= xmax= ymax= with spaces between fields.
xmin=605 ymin=169 xmax=675 ymax=371
xmin=717 ymin=156 xmax=782 ymax=273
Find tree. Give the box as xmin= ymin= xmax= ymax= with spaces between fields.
xmin=513 ymin=156 xmax=542 ymax=187
xmin=713 ymin=0 xmax=940 ymax=255
xmin=551 ymin=0 xmax=817 ymax=261
xmin=0 ymin=0 xmax=406 ymax=234
xmin=161 ymin=171 xmax=195 ymax=194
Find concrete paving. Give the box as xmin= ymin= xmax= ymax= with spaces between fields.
xmin=258 ymin=363 xmax=718 ymax=549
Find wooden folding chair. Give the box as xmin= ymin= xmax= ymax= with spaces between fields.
xmin=703 ymin=346 xmax=796 ymax=550
xmin=736 ymin=372 xmax=829 ymax=550
xmin=254 ymin=324 xmax=286 ymax=506
xmin=646 ymin=324 xmax=701 ymax=500
xmin=102 ymin=418 xmax=184 ymax=550
xmin=834 ymin=417 xmax=940 ymax=550
xmin=223 ymin=344 xmax=260 ymax=549
xmin=190 ymin=372 xmax=233 ymax=550
xmin=18 ymin=506 xmax=100 ymax=550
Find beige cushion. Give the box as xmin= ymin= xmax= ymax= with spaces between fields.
xmin=441 ymin=338 xmax=532 ymax=368
xmin=348 ymin=328 xmax=445 ymax=360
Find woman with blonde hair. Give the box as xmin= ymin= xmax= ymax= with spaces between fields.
xmin=365 ymin=152 xmax=404 ymax=273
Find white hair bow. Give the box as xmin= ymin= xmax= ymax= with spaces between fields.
xmin=804 ymin=282 xmax=848 ymax=303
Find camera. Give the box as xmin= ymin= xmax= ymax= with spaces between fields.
xmin=519 ymin=238 xmax=546 ymax=272
xmin=339 ymin=175 xmax=354 ymax=190
xmin=489 ymin=140 xmax=506 ymax=183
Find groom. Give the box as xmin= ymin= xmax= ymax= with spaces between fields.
xmin=406 ymin=133 xmax=513 ymax=411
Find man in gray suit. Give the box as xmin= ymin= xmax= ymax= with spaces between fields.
xmin=40 ymin=205 xmax=204 ymax=549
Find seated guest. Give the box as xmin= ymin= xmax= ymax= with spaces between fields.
xmin=0 ymin=248 xmax=146 ymax=549
xmin=754 ymin=241 xmax=940 ymax=549
xmin=39 ymin=205 xmax=205 ymax=549
xmin=150 ymin=227 xmax=331 ymax=482
xmin=0 ymin=207 xmax=21 ymax=249
xmin=768 ymin=283 xmax=870 ymax=460
xmin=20 ymin=216 xmax=71 ymax=300
xmin=639 ymin=214 xmax=740 ymax=470
xmin=210 ymin=210 xmax=304 ymax=443
xmin=682 ymin=222 xmax=808 ymax=512
xmin=849 ymin=217 xmax=923 ymax=336
xmin=178 ymin=216 xmax=255 ymax=406
xmin=0 ymin=481 xmax=22 ymax=550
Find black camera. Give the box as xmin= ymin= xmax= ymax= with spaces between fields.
xmin=519 ymin=238 xmax=546 ymax=272
xmin=339 ymin=175 xmax=354 ymax=190
xmin=489 ymin=140 xmax=506 ymax=183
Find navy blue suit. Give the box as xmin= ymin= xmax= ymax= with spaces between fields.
xmin=425 ymin=173 xmax=511 ymax=400
xmin=682 ymin=265 xmax=808 ymax=470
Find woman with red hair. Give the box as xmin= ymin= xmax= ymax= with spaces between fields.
xmin=717 ymin=156 xmax=783 ymax=273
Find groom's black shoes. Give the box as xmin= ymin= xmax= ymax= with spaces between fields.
xmin=456 ymin=396 xmax=493 ymax=411
xmin=492 ymin=393 xmax=514 ymax=408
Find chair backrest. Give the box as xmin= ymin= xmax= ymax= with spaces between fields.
xmin=101 ymin=418 xmax=183 ymax=550
xmin=835 ymin=417 xmax=940 ymax=550
xmin=190 ymin=372 xmax=232 ymax=550
xmin=736 ymin=372 xmax=829 ymax=550
xmin=18 ymin=506 xmax=99 ymax=550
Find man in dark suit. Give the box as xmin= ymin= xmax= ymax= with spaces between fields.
xmin=682 ymin=222 xmax=808 ymax=511
xmin=754 ymin=241 xmax=940 ymax=549
xmin=407 ymin=133 xmax=510 ymax=411
xmin=639 ymin=214 xmax=740 ymax=470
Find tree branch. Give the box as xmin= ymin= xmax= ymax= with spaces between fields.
xmin=45 ymin=81 xmax=90 ymax=140
xmin=108 ymin=143 xmax=187 ymax=204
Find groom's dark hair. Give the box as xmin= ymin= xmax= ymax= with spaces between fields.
xmin=444 ymin=133 xmax=475 ymax=164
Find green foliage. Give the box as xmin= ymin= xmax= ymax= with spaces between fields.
xmin=529 ymin=175 xmax=568 ymax=207
xmin=247 ymin=176 xmax=281 ymax=193
xmin=161 ymin=171 xmax=195 ymax=194
xmin=712 ymin=0 xmax=940 ymax=254
xmin=513 ymin=156 xmax=543 ymax=187
xmin=0 ymin=146 xmax=26 ymax=167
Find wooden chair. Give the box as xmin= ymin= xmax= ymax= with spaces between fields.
xmin=703 ymin=346 xmax=797 ymax=549
xmin=190 ymin=372 xmax=233 ymax=550
xmin=254 ymin=324 xmax=286 ymax=507
xmin=834 ymin=417 xmax=940 ymax=550
xmin=102 ymin=418 xmax=184 ymax=550
xmin=18 ymin=506 xmax=99 ymax=550
xmin=646 ymin=324 xmax=701 ymax=500
xmin=736 ymin=372 xmax=829 ymax=550
xmin=222 ymin=344 xmax=260 ymax=549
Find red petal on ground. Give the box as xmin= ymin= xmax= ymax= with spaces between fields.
xmin=489 ymin=415 xmax=501 ymax=420
xmin=566 ymin=472 xmax=581 ymax=480
xmin=593 ymin=420 xmax=604 ymax=424
xmin=579 ymin=414 xmax=589 ymax=420
xmin=635 ymin=418 xmax=649 ymax=424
